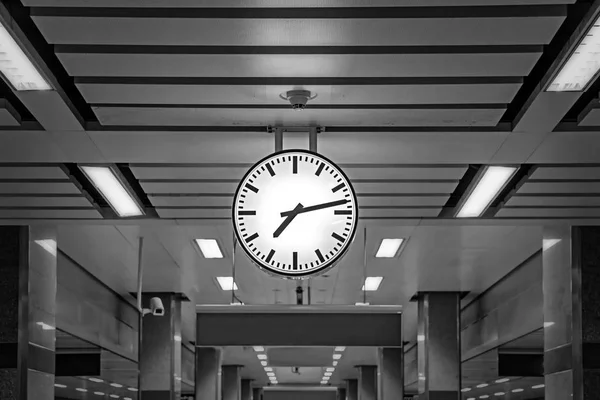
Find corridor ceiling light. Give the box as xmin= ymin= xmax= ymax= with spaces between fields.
xmin=544 ymin=321 xmax=555 ymax=328
xmin=35 ymin=239 xmax=57 ymax=257
xmin=88 ymin=378 xmax=103 ymax=383
xmin=547 ymin=16 xmax=600 ymax=92
xmin=333 ymin=354 xmax=342 ymax=360
xmin=362 ymin=277 xmax=383 ymax=291
xmin=264 ymin=367 xmax=273 ymax=372
xmin=54 ymin=384 xmax=67 ymax=388
xmin=253 ymin=346 xmax=265 ymax=352
xmin=124 ymin=398 xmax=132 ymax=400
xmin=480 ymin=396 xmax=489 ymax=399
xmin=80 ymin=166 xmax=144 ymax=217
xmin=375 ymin=239 xmax=404 ymax=258
xmin=532 ymin=384 xmax=545 ymax=389
xmin=494 ymin=393 xmax=505 ymax=397
xmin=495 ymin=378 xmax=510 ymax=383
xmin=127 ymin=388 xmax=138 ymax=392
xmin=332 ymin=361 xmax=338 ymax=366
xmin=456 ymin=166 xmax=517 ymax=218
xmin=267 ymin=372 xmax=275 ymax=377
xmin=110 ymin=383 xmax=123 ymax=388
xmin=355 ymin=302 xmax=370 ymax=306
xmin=321 ymin=381 xmax=328 ymax=385
xmin=257 ymin=354 xmax=268 ymax=360
xmin=195 ymin=239 xmax=224 ymax=259
xmin=461 ymin=388 xmax=471 ymax=392
xmin=0 ymin=22 xmax=51 ymax=91
xmin=334 ymin=347 xmax=346 ymax=352
xmin=94 ymin=392 xmax=105 ymax=396
xmin=543 ymin=239 xmax=561 ymax=251
xmin=216 ymin=277 xmax=238 ymax=291
xmin=76 ymin=388 xmax=88 ymax=392
xmin=261 ymin=361 xmax=268 ymax=366
xmin=511 ymin=389 xmax=523 ymax=393
xmin=326 ymin=367 xmax=335 ymax=372
xmin=324 ymin=372 xmax=332 ymax=377
xmin=110 ymin=396 xmax=120 ymax=399
xmin=36 ymin=322 xmax=54 ymax=330
xmin=476 ymin=384 xmax=489 ymax=388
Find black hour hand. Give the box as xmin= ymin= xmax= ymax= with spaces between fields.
xmin=280 ymin=199 xmax=348 ymax=217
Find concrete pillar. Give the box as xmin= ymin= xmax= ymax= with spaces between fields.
xmin=252 ymin=387 xmax=262 ymax=400
xmin=222 ymin=365 xmax=241 ymax=400
xmin=337 ymin=387 xmax=347 ymax=400
xmin=358 ymin=366 xmax=377 ymax=400
xmin=0 ymin=226 xmax=57 ymax=400
xmin=347 ymin=379 xmax=358 ymax=400
xmin=195 ymin=347 xmax=221 ymax=400
xmin=542 ymin=226 xmax=600 ymax=400
xmin=241 ymin=379 xmax=252 ymax=400
xmin=379 ymin=348 xmax=404 ymax=400
xmin=140 ymin=293 xmax=183 ymax=400
xmin=417 ymin=292 xmax=461 ymax=400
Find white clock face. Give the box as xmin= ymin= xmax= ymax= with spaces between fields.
xmin=233 ymin=150 xmax=358 ymax=278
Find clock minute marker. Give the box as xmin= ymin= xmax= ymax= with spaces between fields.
xmin=332 ymin=232 xmax=345 ymax=243
xmin=293 ymin=252 xmax=298 ymax=270
xmin=315 ymin=163 xmax=325 ymax=176
xmin=332 ymin=183 xmax=345 ymax=193
xmin=266 ymin=163 xmax=276 ymax=177
xmin=292 ymin=156 xmax=298 ymax=174
xmin=265 ymin=249 xmax=275 ymax=263
xmin=334 ymin=210 xmax=352 ymax=215
xmin=239 ymin=210 xmax=256 ymax=216
xmin=315 ymin=249 xmax=325 ymax=263
xmin=245 ymin=232 xmax=259 ymax=243
xmin=245 ymin=183 xmax=259 ymax=193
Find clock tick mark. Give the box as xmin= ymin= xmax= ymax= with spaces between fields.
xmin=265 ymin=249 xmax=275 ymax=263
xmin=266 ymin=163 xmax=276 ymax=177
xmin=293 ymin=252 xmax=298 ymax=270
xmin=315 ymin=249 xmax=325 ymax=263
xmin=335 ymin=210 xmax=352 ymax=215
xmin=332 ymin=232 xmax=345 ymax=243
xmin=245 ymin=232 xmax=259 ymax=243
xmin=292 ymin=156 xmax=298 ymax=174
xmin=332 ymin=183 xmax=345 ymax=193
xmin=245 ymin=183 xmax=259 ymax=193
xmin=315 ymin=163 xmax=325 ymax=176
xmin=239 ymin=210 xmax=256 ymax=216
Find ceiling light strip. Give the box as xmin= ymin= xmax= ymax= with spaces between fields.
xmin=456 ymin=166 xmax=517 ymax=218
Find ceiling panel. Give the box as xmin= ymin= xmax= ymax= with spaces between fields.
xmin=0 ymin=166 xmax=67 ymax=179
xmin=530 ymin=167 xmax=600 ymax=180
xmin=22 ymin=0 xmax=578 ymax=7
xmin=76 ymin=84 xmax=521 ymax=105
xmin=147 ymin=195 xmax=450 ymax=207
xmin=131 ymin=166 xmax=466 ymax=181
xmin=141 ymin=181 xmax=456 ymax=194
xmin=0 ymin=196 xmax=91 ymax=207
xmin=0 ymin=108 xmax=20 ymax=126
xmin=93 ymin=107 xmax=506 ymax=127
xmin=33 ymin=17 xmax=564 ymax=46
xmin=518 ymin=181 xmax=600 ymax=194
xmin=154 ymin=208 xmax=440 ymax=219
xmin=577 ymin=108 xmax=600 ymax=126
xmin=58 ymin=53 xmax=541 ymax=78
xmin=497 ymin=208 xmax=600 ymax=218
xmin=0 ymin=181 xmax=80 ymax=194
xmin=506 ymin=196 xmax=600 ymax=207
xmin=0 ymin=209 xmax=101 ymax=218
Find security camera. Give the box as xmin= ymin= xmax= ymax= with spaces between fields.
xmin=142 ymin=297 xmax=165 ymax=316
xmin=280 ymin=90 xmax=317 ymax=111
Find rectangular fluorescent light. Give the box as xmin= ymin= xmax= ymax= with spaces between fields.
xmin=261 ymin=361 xmax=268 ymax=366
xmin=456 ymin=166 xmax=517 ymax=218
xmin=332 ymin=354 xmax=342 ymax=360
xmin=80 ymin=166 xmax=144 ymax=217
xmin=257 ymin=354 xmax=267 ymax=360
xmin=547 ymin=16 xmax=600 ymax=92
xmin=355 ymin=302 xmax=370 ymax=306
xmin=543 ymin=239 xmax=561 ymax=251
xmin=334 ymin=347 xmax=346 ymax=352
xmin=362 ymin=277 xmax=383 ymax=291
xmin=216 ymin=277 xmax=238 ymax=291
xmin=0 ymin=22 xmax=51 ymax=91
xmin=195 ymin=239 xmax=223 ymax=259
xmin=253 ymin=346 xmax=265 ymax=352
xmin=375 ymin=238 xmax=404 ymax=258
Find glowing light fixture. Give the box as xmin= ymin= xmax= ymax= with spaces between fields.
xmin=216 ymin=277 xmax=238 ymax=291
xmin=457 ymin=166 xmax=517 ymax=218
xmin=253 ymin=346 xmax=265 ymax=352
xmin=76 ymin=388 xmax=88 ymax=392
xmin=334 ymin=346 xmax=346 ymax=352
xmin=375 ymin=239 xmax=404 ymax=258
xmin=127 ymin=388 xmax=138 ymax=392
xmin=326 ymin=368 xmax=335 ymax=372
xmin=54 ymin=384 xmax=67 ymax=388
xmin=80 ymin=166 xmax=144 ymax=217
xmin=35 ymin=239 xmax=57 ymax=257
xmin=257 ymin=354 xmax=267 ymax=360
xmin=512 ymin=389 xmax=524 ymax=393
xmin=333 ymin=361 xmax=338 ymax=366
xmin=195 ymin=239 xmax=223 ymax=259
xmin=547 ymin=16 xmax=600 ymax=92
xmin=0 ymin=22 xmax=51 ymax=91
xmin=362 ymin=277 xmax=383 ymax=291
xmin=543 ymin=239 xmax=561 ymax=251
xmin=494 ymin=393 xmax=505 ymax=397
xmin=94 ymin=392 xmax=105 ymax=396
xmin=89 ymin=378 xmax=103 ymax=383
xmin=532 ymin=384 xmax=545 ymax=389
xmin=110 ymin=383 xmax=123 ymax=388
xmin=333 ymin=354 xmax=342 ymax=360
xmin=461 ymin=388 xmax=471 ymax=392
xmin=476 ymin=384 xmax=489 ymax=389
xmin=495 ymin=378 xmax=510 ymax=384
xmin=261 ymin=361 xmax=268 ymax=367
xmin=480 ymin=396 xmax=489 ymax=399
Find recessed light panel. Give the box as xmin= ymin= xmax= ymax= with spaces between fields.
xmin=375 ymin=239 xmax=404 ymax=258
xmin=80 ymin=166 xmax=144 ymax=217
xmin=362 ymin=277 xmax=383 ymax=291
xmin=457 ymin=166 xmax=516 ymax=218
xmin=216 ymin=277 xmax=238 ymax=291
xmin=195 ymin=239 xmax=223 ymax=259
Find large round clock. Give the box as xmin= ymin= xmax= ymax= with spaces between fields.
xmin=232 ymin=149 xmax=358 ymax=278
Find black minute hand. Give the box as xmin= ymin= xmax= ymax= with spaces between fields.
xmin=280 ymin=199 xmax=348 ymax=218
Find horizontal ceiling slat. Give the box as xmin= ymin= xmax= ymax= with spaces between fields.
xmin=92 ymin=107 xmax=506 ymax=127
xmin=148 ymin=195 xmax=450 ymax=207
xmin=518 ymin=182 xmax=600 ymax=194
xmin=33 ymin=17 xmax=563 ymax=46
xmin=76 ymin=84 xmax=521 ymax=105
xmin=0 ymin=166 xmax=67 ymax=179
xmin=0 ymin=209 xmax=102 ymax=218
xmin=0 ymin=182 xmax=80 ymax=194
xmin=155 ymin=207 xmax=440 ymax=218
xmin=507 ymin=196 xmax=600 ymax=207
xmin=131 ymin=166 xmax=467 ymax=180
xmin=21 ymin=0 xmax=578 ymax=7
xmin=0 ymin=196 xmax=91 ymax=207
xmin=530 ymin=167 xmax=600 ymax=180
xmin=141 ymin=181 xmax=456 ymax=194
xmin=57 ymin=53 xmax=541 ymax=78
xmin=497 ymin=208 xmax=600 ymax=218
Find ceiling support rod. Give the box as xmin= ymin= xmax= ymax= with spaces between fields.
xmin=274 ymin=127 xmax=283 ymax=152
xmin=309 ymin=127 xmax=318 ymax=153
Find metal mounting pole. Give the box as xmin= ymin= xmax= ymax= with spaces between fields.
xmin=309 ymin=127 xmax=318 ymax=153
xmin=275 ymin=128 xmax=284 ymax=152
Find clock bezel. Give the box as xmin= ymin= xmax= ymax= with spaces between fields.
xmin=231 ymin=149 xmax=359 ymax=280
